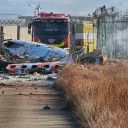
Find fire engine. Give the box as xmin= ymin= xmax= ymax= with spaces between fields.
xmin=28 ymin=12 xmax=71 ymax=48
xmin=27 ymin=11 xmax=104 ymax=64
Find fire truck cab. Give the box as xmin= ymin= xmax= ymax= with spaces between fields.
xmin=28 ymin=12 xmax=71 ymax=48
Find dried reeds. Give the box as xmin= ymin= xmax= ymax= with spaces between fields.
xmin=57 ymin=61 xmax=128 ymax=128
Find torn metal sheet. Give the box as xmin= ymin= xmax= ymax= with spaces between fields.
xmin=6 ymin=61 xmax=67 ymax=74
xmin=2 ymin=40 xmax=69 ymax=63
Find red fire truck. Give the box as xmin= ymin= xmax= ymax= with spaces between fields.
xmin=28 ymin=12 xmax=71 ymax=48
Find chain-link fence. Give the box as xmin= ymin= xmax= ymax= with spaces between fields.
xmin=0 ymin=25 xmax=31 ymax=43
xmin=94 ymin=6 xmax=128 ymax=59
xmin=0 ymin=14 xmax=32 ymax=43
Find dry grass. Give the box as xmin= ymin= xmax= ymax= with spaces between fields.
xmin=57 ymin=61 xmax=128 ymax=128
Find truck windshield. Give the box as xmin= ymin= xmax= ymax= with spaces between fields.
xmin=33 ymin=19 xmax=68 ymax=36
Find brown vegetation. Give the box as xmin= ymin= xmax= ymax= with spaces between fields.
xmin=57 ymin=61 xmax=128 ymax=128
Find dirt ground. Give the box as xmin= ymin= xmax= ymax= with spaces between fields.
xmin=0 ymin=74 xmax=80 ymax=128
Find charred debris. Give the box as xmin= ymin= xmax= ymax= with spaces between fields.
xmin=0 ymin=39 xmax=104 ymax=75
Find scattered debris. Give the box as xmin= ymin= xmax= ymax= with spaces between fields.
xmin=0 ymin=57 xmax=13 ymax=72
xmin=47 ymin=73 xmax=58 ymax=81
xmin=0 ymin=75 xmax=10 ymax=79
xmin=18 ymin=76 xmax=31 ymax=79
xmin=43 ymin=105 xmax=51 ymax=110
xmin=0 ymin=83 xmax=6 ymax=86
xmin=6 ymin=61 xmax=67 ymax=74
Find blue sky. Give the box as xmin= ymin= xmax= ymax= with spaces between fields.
xmin=0 ymin=0 xmax=128 ymax=16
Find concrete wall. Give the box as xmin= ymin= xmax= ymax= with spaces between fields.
xmin=3 ymin=26 xmax=31 ymax=42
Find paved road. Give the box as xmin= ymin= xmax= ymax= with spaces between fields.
xmin=0 ymin=75 xmax=80 ymax=128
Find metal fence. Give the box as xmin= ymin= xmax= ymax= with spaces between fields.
xmin=0 ymin=14 xmax=32 ymax=43
xmin=94 ymin=6 xmax=128 ymax=59
xmin=0 ymin=19 xmax=26 ymax=26
xmin=0 ymin=26 xmax=31 ymax=43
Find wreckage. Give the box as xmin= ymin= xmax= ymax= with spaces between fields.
xmin=1 ymin=40 xmax=69 ymax=63
xmin=0 ymin=40 xmax=105 ymax=74
xmin=0 ymin=40 xmax=72 ymax=73
xmin=6 ymin=61 xmax=67 ymax=74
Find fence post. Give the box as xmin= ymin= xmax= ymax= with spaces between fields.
xmin=17 ymin=26 xmax=20 ymax=40
xmin=0 ymin=26 xmax=4 ymax=43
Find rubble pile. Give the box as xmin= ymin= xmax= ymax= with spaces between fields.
xmin=1 ymin=40 xmax=69 ymax=63
xmin=0 ymin=40 xmax=104 ymax=76
xmin=0 ymin=40 xmax=73 ymax=75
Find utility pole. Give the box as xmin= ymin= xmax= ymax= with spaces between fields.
xmin=28 ymin=1 xmax=41 ymax=16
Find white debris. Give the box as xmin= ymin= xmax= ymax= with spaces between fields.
xmin=2 ymin=40 xmax=69 ymax=62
